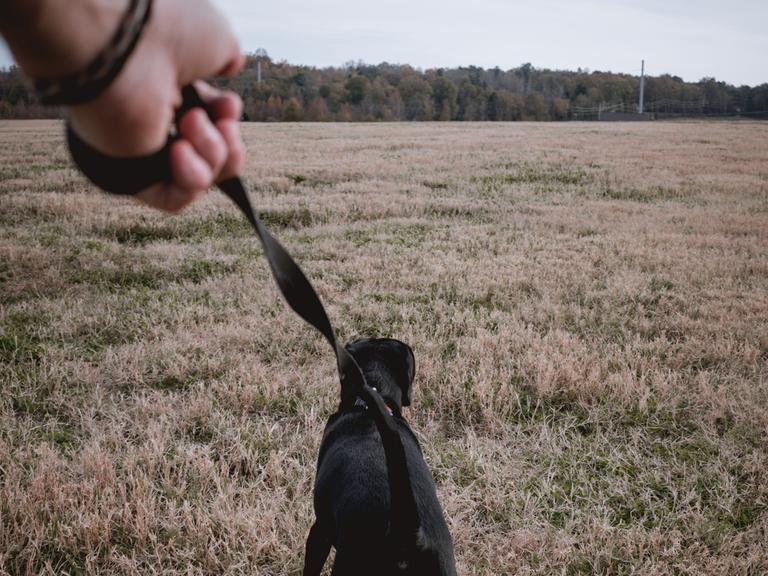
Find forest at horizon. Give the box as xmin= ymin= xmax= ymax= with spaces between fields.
xmin=1 ymin=53 xmax=766 ymax=122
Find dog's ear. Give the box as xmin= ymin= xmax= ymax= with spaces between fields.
xmin=399 ymin=341 xmax=416 ymax=407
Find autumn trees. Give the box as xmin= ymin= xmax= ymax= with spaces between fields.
xmin=1 ymin=53 xmax=766 ymax=121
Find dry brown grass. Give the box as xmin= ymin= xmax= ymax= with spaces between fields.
xmin=1 ymin=119 xmax=767 ymax=575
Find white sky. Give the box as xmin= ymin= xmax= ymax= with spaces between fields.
xmin=1 ymin=0 xmax=766 ymax=86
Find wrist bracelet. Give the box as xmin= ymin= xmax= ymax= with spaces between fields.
xmin=34 ymin=0 xmax=152 ymax=106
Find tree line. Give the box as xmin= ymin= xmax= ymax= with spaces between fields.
xmin=1 ymin=54 xmax=767 ymax=121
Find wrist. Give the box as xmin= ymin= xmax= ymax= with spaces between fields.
xmin=1 ymin=0 xmax=129 ymax=78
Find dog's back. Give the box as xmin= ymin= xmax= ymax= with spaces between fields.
xmin=303 ymin=339 xmax=457 ymax=576
xmin=316 ymin=411 xmax=455 ymax=573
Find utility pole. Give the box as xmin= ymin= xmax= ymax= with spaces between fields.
xmin=639 ymin=60 xmax=646 ymax=114
xmin=255 ymin=48 xmax=268 ymax=84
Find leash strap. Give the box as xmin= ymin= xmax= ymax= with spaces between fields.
xmin=67 ymin=85 xmax=399 ymax=422
xmin=67 ymin=85 xmax=423 ymax=545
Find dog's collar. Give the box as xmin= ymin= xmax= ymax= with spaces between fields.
xmin=353 ymin=387 xmax=395 ymax=416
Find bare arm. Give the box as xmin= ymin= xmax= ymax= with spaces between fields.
xmin=0 ymin=0 xmax=127 ymax=77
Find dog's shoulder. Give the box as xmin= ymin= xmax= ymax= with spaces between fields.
xmin=318 ymin=410 xmax=375 ymax=456
xmin=319 ymin=410 xmax=422 ymax=460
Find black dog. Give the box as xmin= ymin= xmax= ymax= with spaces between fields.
xmin=303 ymin=338 xmax=457 ymax=576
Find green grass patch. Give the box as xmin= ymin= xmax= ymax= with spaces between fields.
xmin=475 ymin=162 xmax=591 ymax=192
xmin=344 ymin=229 xmax=374 ymax=247
xmin=423 ymin=204 xmax=490 ymax=222
xmin=100 ymin=213 xmax=251 ymax=245
xmin=178 ymin=258 xmax=238 ymax=284
xmin=69 ymin=267 xmax=165 ymax=291
xmin=101 ymin=208 xmax=315 ymax=246
xmin=30 ymin=544 xmax=86 ymax=576
xmin=287 ymin=173 xmax=334 ymax=188
xmin=422 ymin=180 xmax=450 ymax=191
xmin=594 ymin=173 xmax=688 ymax=203
xmin=108 ymin=222 xmax=180 ymax=245
xmin=69 ymin=257 xmax=238 ymax=293
xmin=11 ymin=389 xmax=83 ymax=453
xmin=258 ymin=204 xmax=314 ymax=229
xmin=382 ymin=222 xmax=436 ymax=247
xmin=0 ymin=309 xmax=50 ymax=364
xmin=599 ymin=185 xmax=686 ymax=203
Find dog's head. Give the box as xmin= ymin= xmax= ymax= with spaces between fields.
xmin=345 ymin=338 xmax=416 ymax=408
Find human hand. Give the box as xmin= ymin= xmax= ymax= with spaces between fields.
xmin=1 ymin=0 xmax=245 ymax=212
xmin=67 ymin=0 xmax=245 ymax=211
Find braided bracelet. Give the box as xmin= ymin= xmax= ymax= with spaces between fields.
xmin=34 ymin=0 xmax=152 ymax=106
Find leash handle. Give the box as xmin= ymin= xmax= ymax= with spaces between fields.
xmin=66 ymin=85 xmax=208 ymax=195
xmin=66 ymin=122 xmax=172 ymax=195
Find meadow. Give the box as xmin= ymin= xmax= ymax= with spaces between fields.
xmin=1 ymin=119 xmax=767 ymax=575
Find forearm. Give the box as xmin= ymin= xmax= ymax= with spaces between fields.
xmin=0 ymin=0 xmax=128 ymax=77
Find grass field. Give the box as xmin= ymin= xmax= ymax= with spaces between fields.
xmin=1 ymin=119 xmax=767 ymax=575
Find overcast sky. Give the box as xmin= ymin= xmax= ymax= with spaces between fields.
xmin=1 ymin=0 xmax=766 ymax=86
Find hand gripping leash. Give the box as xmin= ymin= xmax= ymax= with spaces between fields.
xmin=66 ymin=86 xmax=422 ymax=545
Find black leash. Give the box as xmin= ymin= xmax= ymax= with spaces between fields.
xmin=67 ymin=84 xmax=406 ymax=436
xmin=67 ymin=85 xmax=422 ymax=546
